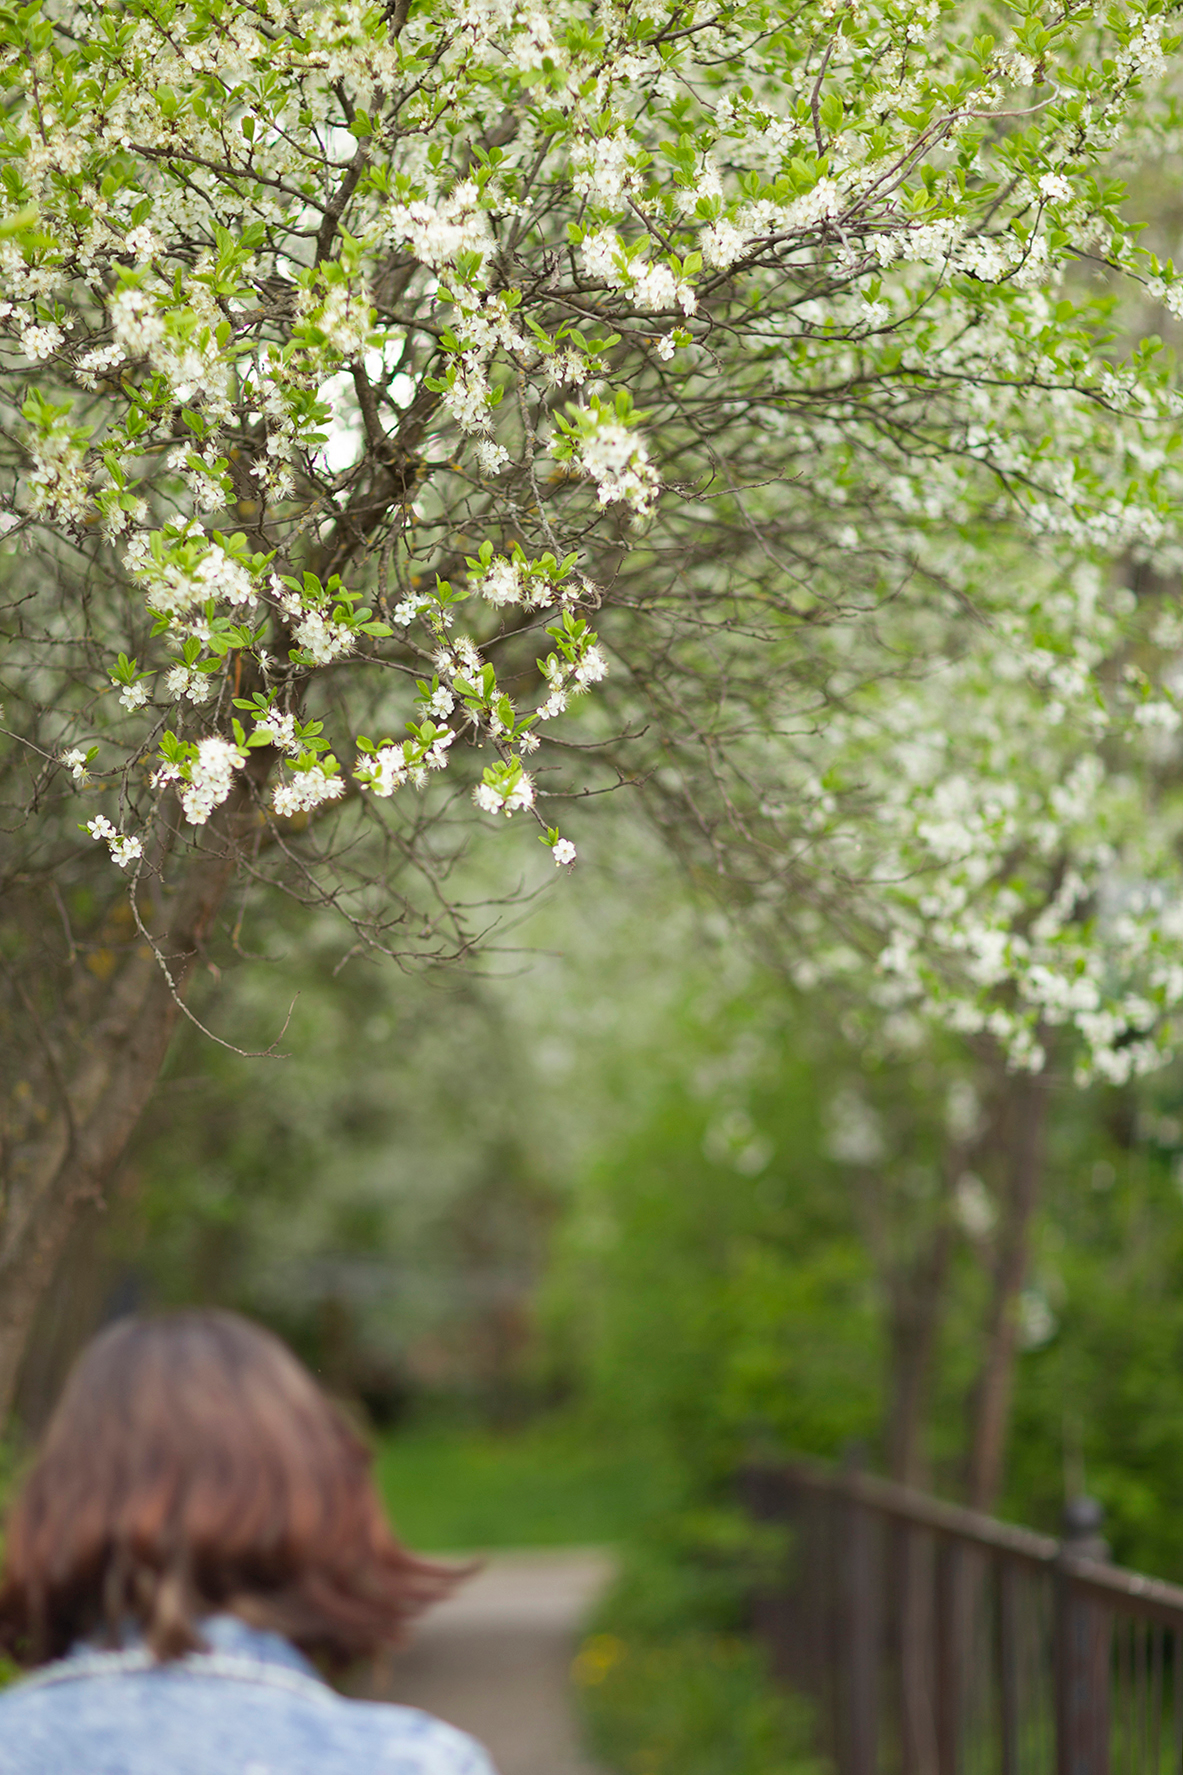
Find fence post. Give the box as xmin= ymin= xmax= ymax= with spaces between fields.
xmin=899 ymin=1520 xmax=938 ymax=1775
xmin=845 ymin=1481 xmax=879 ymax=1775
xmin=739 ymin=1466 xmax=799 ymax=1687
xmin=1055 ymin=1498 xmax=1111 ymax=1775
xmin=935 ymin=1538 xmax=964 ymax=1775
xmin=998 ymin=1561 xmax=1020 ymax=1775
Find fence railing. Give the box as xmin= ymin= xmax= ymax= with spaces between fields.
xmin=743 ymin=1458 xmax=1183 ymax=1775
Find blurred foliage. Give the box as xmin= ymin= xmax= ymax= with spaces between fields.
xmin=56 ymin=901 xmax=562 ymax=1429
xmin=16 ymin=828 xmax=719 ymax=1429
xmin=542 ymin=1014 xmax=882 ymax=1489
xmin=577 ymin=1628 xmax=823 ymax=1775
xmin=575 ymin=1518 xmax=825 ymax=1775
xmin=545 ymin=957 xmax=1183 ymax=1579
xmin=374 ymin=1416 xmax=682 ymax=1552
xmin=1001 ymin=1080 xmax=1183 ymax=1577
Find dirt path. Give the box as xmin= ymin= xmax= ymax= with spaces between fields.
xmin=372 ymin=1549 xmax=615 ymax=1775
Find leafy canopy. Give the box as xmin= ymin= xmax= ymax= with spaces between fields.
xmin=4 ymin=0 xmax=1183 ymax=1055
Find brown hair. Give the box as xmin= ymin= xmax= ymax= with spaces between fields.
xmin=0 ymin=1309 xmax=461 ymax=1668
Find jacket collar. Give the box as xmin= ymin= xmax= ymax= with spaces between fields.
xmin=185 ymin=1614 xmax=320 ymax=1679
xmin=66 ymin=1612 xmax=321 ymax=1681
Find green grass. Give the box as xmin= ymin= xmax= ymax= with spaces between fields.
xmin=374 ymin=1414 xmax=681 ymax=1552
xmin=574 ymin=1527 xmax=828 ymax=1775
xmin=578 ymin=1628 xmax=826 ymax=1775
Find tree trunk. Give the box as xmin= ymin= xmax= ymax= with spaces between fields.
xmin=964 ymin=1063 xmax=1053 ymax=1512
xmin=886 ymin=1214 xmax=955 ymax=1490
xmin=12 ymin=1194 xmax=129 ymax=1435
xmin=0 ymin=416 xmax=427 ymax=1426
xmin=886 ymin=1167 xmax=958 ymax=1775
xmin=0 ymin=795 xmax=252 ymax=1421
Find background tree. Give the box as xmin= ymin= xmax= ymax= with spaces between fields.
xmin=626 ymin=515 xmax=1183 ymax=1503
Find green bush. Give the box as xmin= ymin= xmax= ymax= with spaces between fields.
xmin=575 ymin=1521 xmax=828 ymax=1775
xmin=577 ymin=1629 xmax=824 ymax=1775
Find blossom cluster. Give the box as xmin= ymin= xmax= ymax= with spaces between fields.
xmin=740 ymin=560 xmax=1183 ymax=1087
xmin=152 ymin=735 xmax=247 ymax=826
xmin=85 ymin=815 xmax=143 ymax=869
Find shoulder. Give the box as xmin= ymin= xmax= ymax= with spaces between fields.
xmin=0 ymin=1661 xmax=497 ymax=1775
xmin=336 ymin=1697 xmax=497 ymax=1775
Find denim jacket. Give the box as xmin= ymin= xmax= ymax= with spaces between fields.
xmin=0 ymin=1613 xmax=498 ymax=1775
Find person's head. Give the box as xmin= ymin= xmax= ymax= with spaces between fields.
xmin=0 ymin=1309 xmax=458 ymax=1667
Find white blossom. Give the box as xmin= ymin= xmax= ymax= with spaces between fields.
xmin=86 ymin=814 xmax=142 ymax=867
xmin=293 ymin=609 xmax=354 ymax=665
xmin=109 ymin=831 xmax=143 ymax=868
xmin=272 ymin=768 xmax=345 ymax=816
xmin=27 ymin=433 xmax=88 ymax=523
xmin=393 ymin=595 xmax=429 ymax=626
xmin=179 ymin=735 xmax=245 ymax=825
xmin=129 ymin=533 xmax=257 ymax=623
xmin=476 ymin=558 xmax=526 ymax=606
xmin=441 ymin=358 xmax=494 ymax=434
xmin=422 ymin=728 xmax=454 ymax=772
xmin=702 ymin=219 xmax=747 ymax=271
xmin=356 ymin=744 xmax=407 ymax=796
xmin=164 ymin=664 xmax=212 ymax=703
xmin=252 ymin=710 xmax=300 ymax=752
xmin=504 ymin=770 xmax=534 ymax=811
xmin=301 ymin=278 xmax=372 ymax=361
xmin=573 ymin=645 xmax=608 ymax=688
xmin=1037 ymin=172 xmax=1073 ymax=204
xmin=110 ymin=286 xmax=166 ymax=356
xmin=575 ymin=419 xmax=659 ymax=516
xmin=475 ymin=437 xmax=510 ymax=474
xmin=8 ymin=0 xmax=1183 ymax=1093
xmin=383 ymin=180 xmax=492 ymax=270
xmin=21 ymin=322 xmax=63 ymax=360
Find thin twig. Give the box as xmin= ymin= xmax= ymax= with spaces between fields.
xmin=810 ymin=36 xmax=837 ymax=156
xmin=125 ymin=861 xmax=297 ymax=1060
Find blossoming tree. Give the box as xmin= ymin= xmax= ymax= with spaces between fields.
xmin=3 ymin=0 xmax=1183 ymax=1412
xmin=630 ymin=532 xmax=1183 ymax=1501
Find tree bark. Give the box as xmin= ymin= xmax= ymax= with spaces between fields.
xmin=0 ymin=794 xmax=253 ymax=1421
xmin=886 ymin=1213 xmax=955 ymax=1490
xmin=885 ymin=1167 xmax=958 ymax=1775
xmin=964 ymin=1062 xmax=1053 ymax=1512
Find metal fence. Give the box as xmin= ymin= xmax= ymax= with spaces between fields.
xmin=744 ymin=1459 xmax=1183 ymax=1775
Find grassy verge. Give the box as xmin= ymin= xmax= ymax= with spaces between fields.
xmin=574 ymin=1522 xmax=828 ymax=1775
xmin=577 ymin=1628 xmax=823 ymax=1775
xmin=373 ymin=1413 xmax=681 ymax=1551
